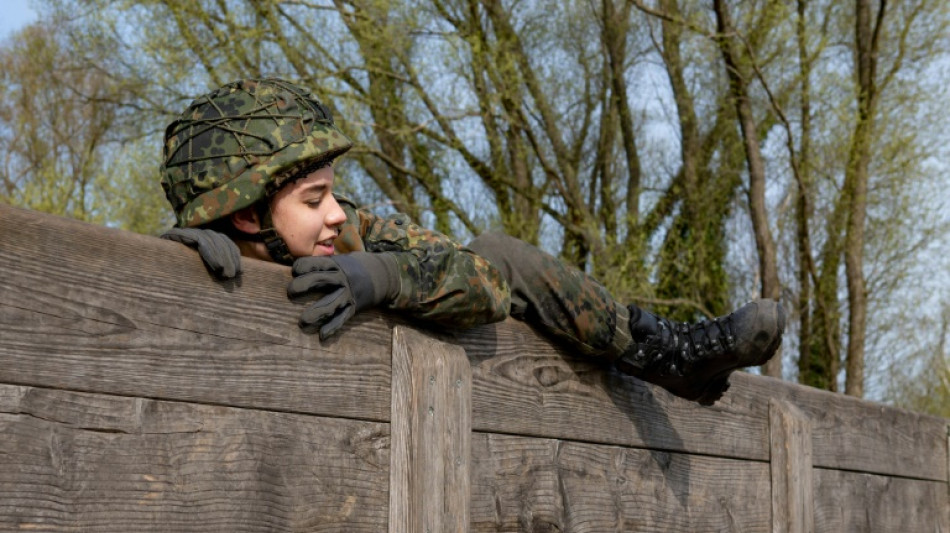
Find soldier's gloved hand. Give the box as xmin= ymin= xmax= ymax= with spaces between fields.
xmin=289 ymin=252 xmax=399 ymax=340
xmin=161 ymin=227 xmax=243 ymax=280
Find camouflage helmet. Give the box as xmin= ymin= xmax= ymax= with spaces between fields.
xmin=161 ymin=78 xmax=353 ymax=228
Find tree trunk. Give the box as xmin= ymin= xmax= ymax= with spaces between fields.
xmin=713 ymin=0 xmax=783 ymax=377
xmin=843 ymin=0 xmax=881 ymax=397
xmin=603 ymin=0 xmax=641 ymax=227
xmin=794 ymin=0 xmax=815 ymax=390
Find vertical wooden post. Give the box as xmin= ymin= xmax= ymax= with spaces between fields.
xmin=389 ymin=326 xmax=472 ymax=533
xmin=769 ymin=398 xmax=814 ymax=533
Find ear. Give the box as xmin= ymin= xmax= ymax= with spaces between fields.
xmin=230 ymin=207 xmax=261 ymax=234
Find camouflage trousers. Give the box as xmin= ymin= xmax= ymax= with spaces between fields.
xmin=468 ymin=233 xmax=632 ymax=360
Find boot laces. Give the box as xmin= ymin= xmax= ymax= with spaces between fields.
xmin=655 ymin=314 xmax=736 ymax=376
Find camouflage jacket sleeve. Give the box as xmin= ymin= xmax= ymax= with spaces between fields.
xmin=333 ymin=195 xmax=510 ymax=328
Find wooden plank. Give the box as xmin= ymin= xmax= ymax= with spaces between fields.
xmin=446 ymin=320 xmax=950 ymax=481
xmin=0 ymin=384 xmax=390 ymax=532
xmin=2 ymin=203 xmax=769 ymax=463
xmin=469 ymin=432 xmax=772 ymax=532
xmin=2 ymin=204 xmax=331 ymax=348
xmin=0 ymin=203 xmax=392 ymax=421
xmin=745 ymin=374 xmax=949 ymax=481
xmin=0 ymin=302 xmax=392 ymax=420
xmin=813 ymin=468 xmax=949 ymax=532
xmin=769 ymin=399 xmax=814 ymax=533
xmin=389 ymin=327 xmax=471 ymax=533
xmin=450 ymin=319 xmax=772 ymax=461
xmin=3 ymin=204 xmax=948 ymax=482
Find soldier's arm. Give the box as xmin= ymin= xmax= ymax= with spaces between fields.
xmin=344 ymin=202 xmax=511 ymax=328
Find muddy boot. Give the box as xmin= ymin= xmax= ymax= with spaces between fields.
xmin=616 ymin=299 xmax=785 ymax=405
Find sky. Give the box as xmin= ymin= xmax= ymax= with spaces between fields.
xmin=0 ymin=2 xmax=37 ymax=39
xmin=0 ymin=0 xmax=943 ymax=401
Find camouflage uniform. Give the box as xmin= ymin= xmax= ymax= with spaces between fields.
xmin=332 ymin=196 xmax=511 ymax=329
xmin=468 ymin=232 xmax=624 ymax=358
xmin=333 ymin=195 xmax=625 ymax=358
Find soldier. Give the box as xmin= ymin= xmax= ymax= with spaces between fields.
xmin=161 ymin=78 xmax=785 ymax=406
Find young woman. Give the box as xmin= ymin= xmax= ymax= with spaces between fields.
xmin=161 ymin=78 xmax=784 ymax=406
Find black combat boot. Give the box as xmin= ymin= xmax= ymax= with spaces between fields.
xmin=616 ymin=299 xmax=785 ymax=405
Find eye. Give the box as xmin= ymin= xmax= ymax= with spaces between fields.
xmin=304 ymin=191 xmax=326 ymax=206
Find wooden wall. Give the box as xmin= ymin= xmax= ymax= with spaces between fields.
xmin=1 ymin=203 xmax=947 ymax=532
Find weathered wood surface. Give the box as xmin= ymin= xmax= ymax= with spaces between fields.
xmin=3 ymin=204 xmax=950 ymax=532
xmin=813 ymin=468 xmax=949 ymax=532
xmin=769 ymin=400 xmax=814 ymax=533
xmin=3 ymin=203 xmax=947 ymax=481
xmin=390 ymin=327 xmax=471 ymax=533
xmin=469 ymin=432 xmax=772 ymax=532
xmin=449 ymin=318 xmax=949 ymax=481
xmin=0 ymin=204 xmax=393 ymax=422
xmin=0 ymin=384 xmax=389 ymax=532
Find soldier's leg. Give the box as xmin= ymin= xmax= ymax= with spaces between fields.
xmin=467 ymin=232 xmax=785 ymax=405
xmin=467 ymin=232 xmax=631 ymax=359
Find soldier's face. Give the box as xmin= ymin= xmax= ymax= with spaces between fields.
xmin=269 ymin=166 xmax=347 ymax=257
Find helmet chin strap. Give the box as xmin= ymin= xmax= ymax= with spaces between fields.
xmin=255 ymin=202 xmax=295 ymax=266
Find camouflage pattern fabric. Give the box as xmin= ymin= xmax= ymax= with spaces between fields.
xmin=468 ymin=232 xmax=620 ymax=358
xmin=161 ymin=78 xmax=353 ymax=228
xmin=163 ymin=186 xmax=620 ymax=352
xmin=333 ymin=196 xmax=511 ymax=329
xmin=333 ymin=195 xmax=621 ymax=352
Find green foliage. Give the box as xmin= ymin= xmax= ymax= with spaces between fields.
xmin=0 ymin=0 xmax=947 ymax=406
xmin=882 ymin=304 xmax=950 ymax=418
xmin=0 ymin=9 xmax=168 ymax=233
xmin=98 ymin=141 xmax=173 ymax=235
xmin=900 ymin=353 xmax=950 ymax=419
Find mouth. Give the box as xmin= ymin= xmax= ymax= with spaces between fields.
xmin=315 ymin=236 xmax=337 ymax=255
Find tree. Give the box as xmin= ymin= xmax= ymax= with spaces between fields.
xmin=711 ymin=0 xmax=782 ymax=376
xmin=631 ymin=0 xmax=949 ymax=395
xmin=883 ymin=302 xmax=950 ymax=418
xmin=0 ymin=23 xmax=112 ymax=222
xmin=0 ymin=13 xmax=169 ymax=234
xmin=13 ymin=0 xmax=950 ymax=403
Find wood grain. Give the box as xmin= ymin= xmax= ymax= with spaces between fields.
xmin=469 ymin=432 xmax=772 ymax=532
xmin=3 ymin=204 xmax=949 ymax=532
xmin=450 ymin=318 xmax=948 ymax=481
xmin=0 ymin=203 xmax=393 ymax=422
xmin=745 ymin=372 xmax=948 ymax=481
xmin=769 ymin=399 xmax=814 ymax=533
xmin=3 ymin=204 xmax=945 ymax=481
xmin=0 ymin=384 xmax=390 ymax=532
xmin=813 ymin=467 xmax=949 ymax=532
xmin=453 ymin=319 xmax=771 ymax=460
xmin=389 ymin=327 xmax=471 ymax=533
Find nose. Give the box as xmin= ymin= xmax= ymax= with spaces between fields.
xmin=325 ymin=195 xmax=347 ymax=228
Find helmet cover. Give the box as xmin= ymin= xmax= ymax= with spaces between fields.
xmin=161 ymin=78 xmax=353 ymax=227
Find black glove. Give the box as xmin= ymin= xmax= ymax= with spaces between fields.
xmin=161 ymin=227 xmax=243 ymax=280
xmin=288 ymin=252 xmax=399 ymax=340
